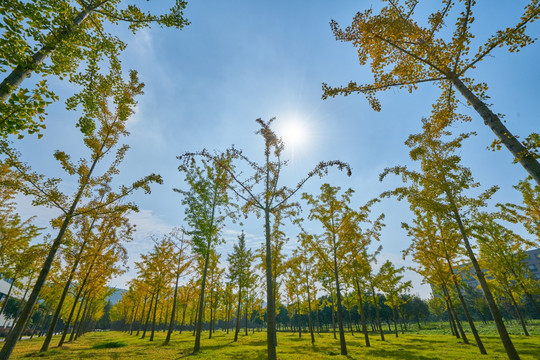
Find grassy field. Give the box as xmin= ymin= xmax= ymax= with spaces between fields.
xmin=6 ymin=327 xmax=540 ymax=360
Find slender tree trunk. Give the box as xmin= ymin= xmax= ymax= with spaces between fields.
xmin=194 ymin=247 xmax=210 ymax=353
xmin=69 ymin=294 xmax=86 ymax=342
xmin=129 ymin=300 xmax=140 ymax=336
xmin=446 ymin=255 xmax=487 ymax=354
xmin=264 ymin=203 xmax=277 ymax=360
xmin=141 ymin=292 xmax=155 ymax=339
xmin=507 ymin=289 xmax=529 ymax=337
xmin=165 ymin=258 xmax=183 ymax=344
xmin=392 ymin=307 xmax=399 ymax=338
xmin=348 ymin=309 xmax=354 ymax=336
xmin=355 ymin=278 xmax=370 ymax=347
xmin=370 ymin=284 xmax=385 ymax=341
xmin=179 ymin=304 xmax=187 ymax=334
xmin=446 ymin=299 xmax=458 ymax=337
xmin=234 ymin=287 xmax=242 ymax=342
xmin=451 ymin=76 xmax=540 ymax=185
xmin=447 ymin=192 xmax=520 ymax=360
xmin=316 ymin=306 xmax=321 ymax=334
xmin=331 ymin=299 xmax=336 ymax=339
xmin=149 ymin=289 xmax=160 ymax=341
xmin=41 ymin=246 xmax=86 ymax=350
xmin=332 ymin=247 xmax=347 ymax=356
xmin=306 ymin=279 xmax=315 ymax=344
xmin=208 ymin=288 xmax=214 ymax=339
xmin=245 ymin=299 xmax=249 ymax=337
xmin=75 ymin=297 xmax=90 ymax=340
xmin=136 ymin=296 xmax=148 ymax=337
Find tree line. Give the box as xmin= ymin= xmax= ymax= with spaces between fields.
xmin=1 ymin=1 xmax=539 ymax=360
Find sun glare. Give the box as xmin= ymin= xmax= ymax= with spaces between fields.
xmin=279 ymin=120 xmax=310 ymax=149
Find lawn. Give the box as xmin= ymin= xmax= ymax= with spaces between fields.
xmin=7 ymin=328 xmax=540 ymax=360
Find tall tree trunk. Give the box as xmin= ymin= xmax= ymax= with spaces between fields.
xmin=264 ymin=202 xmax=277 ymax=360
xmin=194 ymin=247 xmax=210 ymax=353
xmin=208 ymin=288 xmax=214 ymax=339
xmin=149 ymin=289 xmax=160 ymax=341
xmin=370 ymin=284 xmax=385 ymax=341
xmin=136 ymin=296 xmax=148 ymax=337
xmin=446 ymin=298 xmax=458 ymax=337
xmin=70 ymin=295 xmax=86 ymax=341
xmin=391 ymin=307 xmax=399 ymax=338
xmin=446 ymin=254 xmax=487 ymax=354
xmin=179 ymin=304 xmax=187 ymax=334
xmin=245 ymin=299 xmax=249 ymax=337
xmin=234 ymin=287 xmax=242 ymax=342
xmin=129 ymin=300 xmax=140 ymax=336
xmin=446 ymin=192 xmax=520 ymax=360
xmin=450 ymin=76 xmax=540 ymax=185
xmin=306 ymin=277 xmax=315 ymax=344
xmin=331 ymin=298 xmax=336 ymax=339
xmin=355 ymin=278 xmax=370 ymax=347
xmin=165 ymin=257 xmax=183 ymax=344
xmin=332 ymin=246 xmax=347 ymax=356
xmin=141 ymin=292 xmax=155 ymax=339
xmin=41 ymin=243 xmax=87 ymax=351
xmin=75 ymin=297 xmax=90 ymax=340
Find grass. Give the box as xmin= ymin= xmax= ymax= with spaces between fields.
xmin=7 ymin=326 xmax=540 ymax=360
xmin=91 ymin=341 xmax=128 ymax=349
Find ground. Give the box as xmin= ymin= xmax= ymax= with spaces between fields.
xmin=7 ymin=325 xmax=540 ymax=360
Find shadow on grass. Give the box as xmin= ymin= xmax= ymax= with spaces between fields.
xmin=176 ymin=341 xmax=236 ymax=358
xmin=365 ymin=348 xmax=439 ymax=360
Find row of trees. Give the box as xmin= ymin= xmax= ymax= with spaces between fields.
xmin=1 ymin=2 xmax=539 ymax=360
xmin=0 ymin=1 xmax=189 ymax=359
xmin=108 ymin=117 xmax=537 ymax=360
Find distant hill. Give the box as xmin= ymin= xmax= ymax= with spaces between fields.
xmin=107 ymin=287 xmax=126 ymax=305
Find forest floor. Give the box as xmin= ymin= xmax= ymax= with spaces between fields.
xmin=7 ymin=325 xmax=540 ymax=360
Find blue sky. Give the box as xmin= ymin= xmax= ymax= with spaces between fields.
xmin=12 ymin=0 xmax=540 ymax=298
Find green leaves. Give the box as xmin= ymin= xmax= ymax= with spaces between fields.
xmin=0 ymin=0 xmax=189 ymax=137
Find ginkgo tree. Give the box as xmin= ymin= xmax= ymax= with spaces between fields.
xmin=402 ymin=209 xmax=487 ymax=354
xmin=178 ymin=118 xmax=351 ymax=360
xmin=0 ymin=0 xmax=189 ymax=137
xmin=175 ymin=151 xmax=233 ymax=354
xmin=323 ymin=0 xmax=540 ymax=183
xmin=0 ymin=68 xmax=162 ymax=359
xmin=227 ymin=231 xmax=255 ymax=342
xmin=380 ymin=122 xmax=520 ymax=359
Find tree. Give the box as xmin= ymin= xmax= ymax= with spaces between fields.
xmin=323 ymin=0 xmax=540 ymax=183
xmin=227 ymin=231 xmax=255 ymax=342
xmin=176 ymin=152 xmax=232 ymax=354
xmin=0 ymin=161 xmax=41 ymax=292
xmin=0 ymin=69 xmax=161 ymax=359
xmin=301 ymin=184 xmax=354 ymax=355
xmin=0 ymin=0 xmax=189 ymax=137
xmin=381 ymin=123 xmax=520 ymax=359
xmin=164 ymin=228 xmax=192 ymax=345
xmin=473 ymin=212 xmax=540 ymax=325
xmin=58 ymin=211 xmax=132 ymax=346
xmin=178 ymin=118 xmax=350 ymax=360
xmin=376 ymin=260 xmax=412 ymax=338
xmin=402 ymin=209 xmax=487 ymax=353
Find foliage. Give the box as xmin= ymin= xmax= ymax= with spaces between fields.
xmin=0 ymin=0 xmax=189 ymax=137
xmin=323 ymin=0 xmax=540 ymax=182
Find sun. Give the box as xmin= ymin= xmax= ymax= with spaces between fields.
xmin=279 ymin=120 xmax=309 ymax=149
